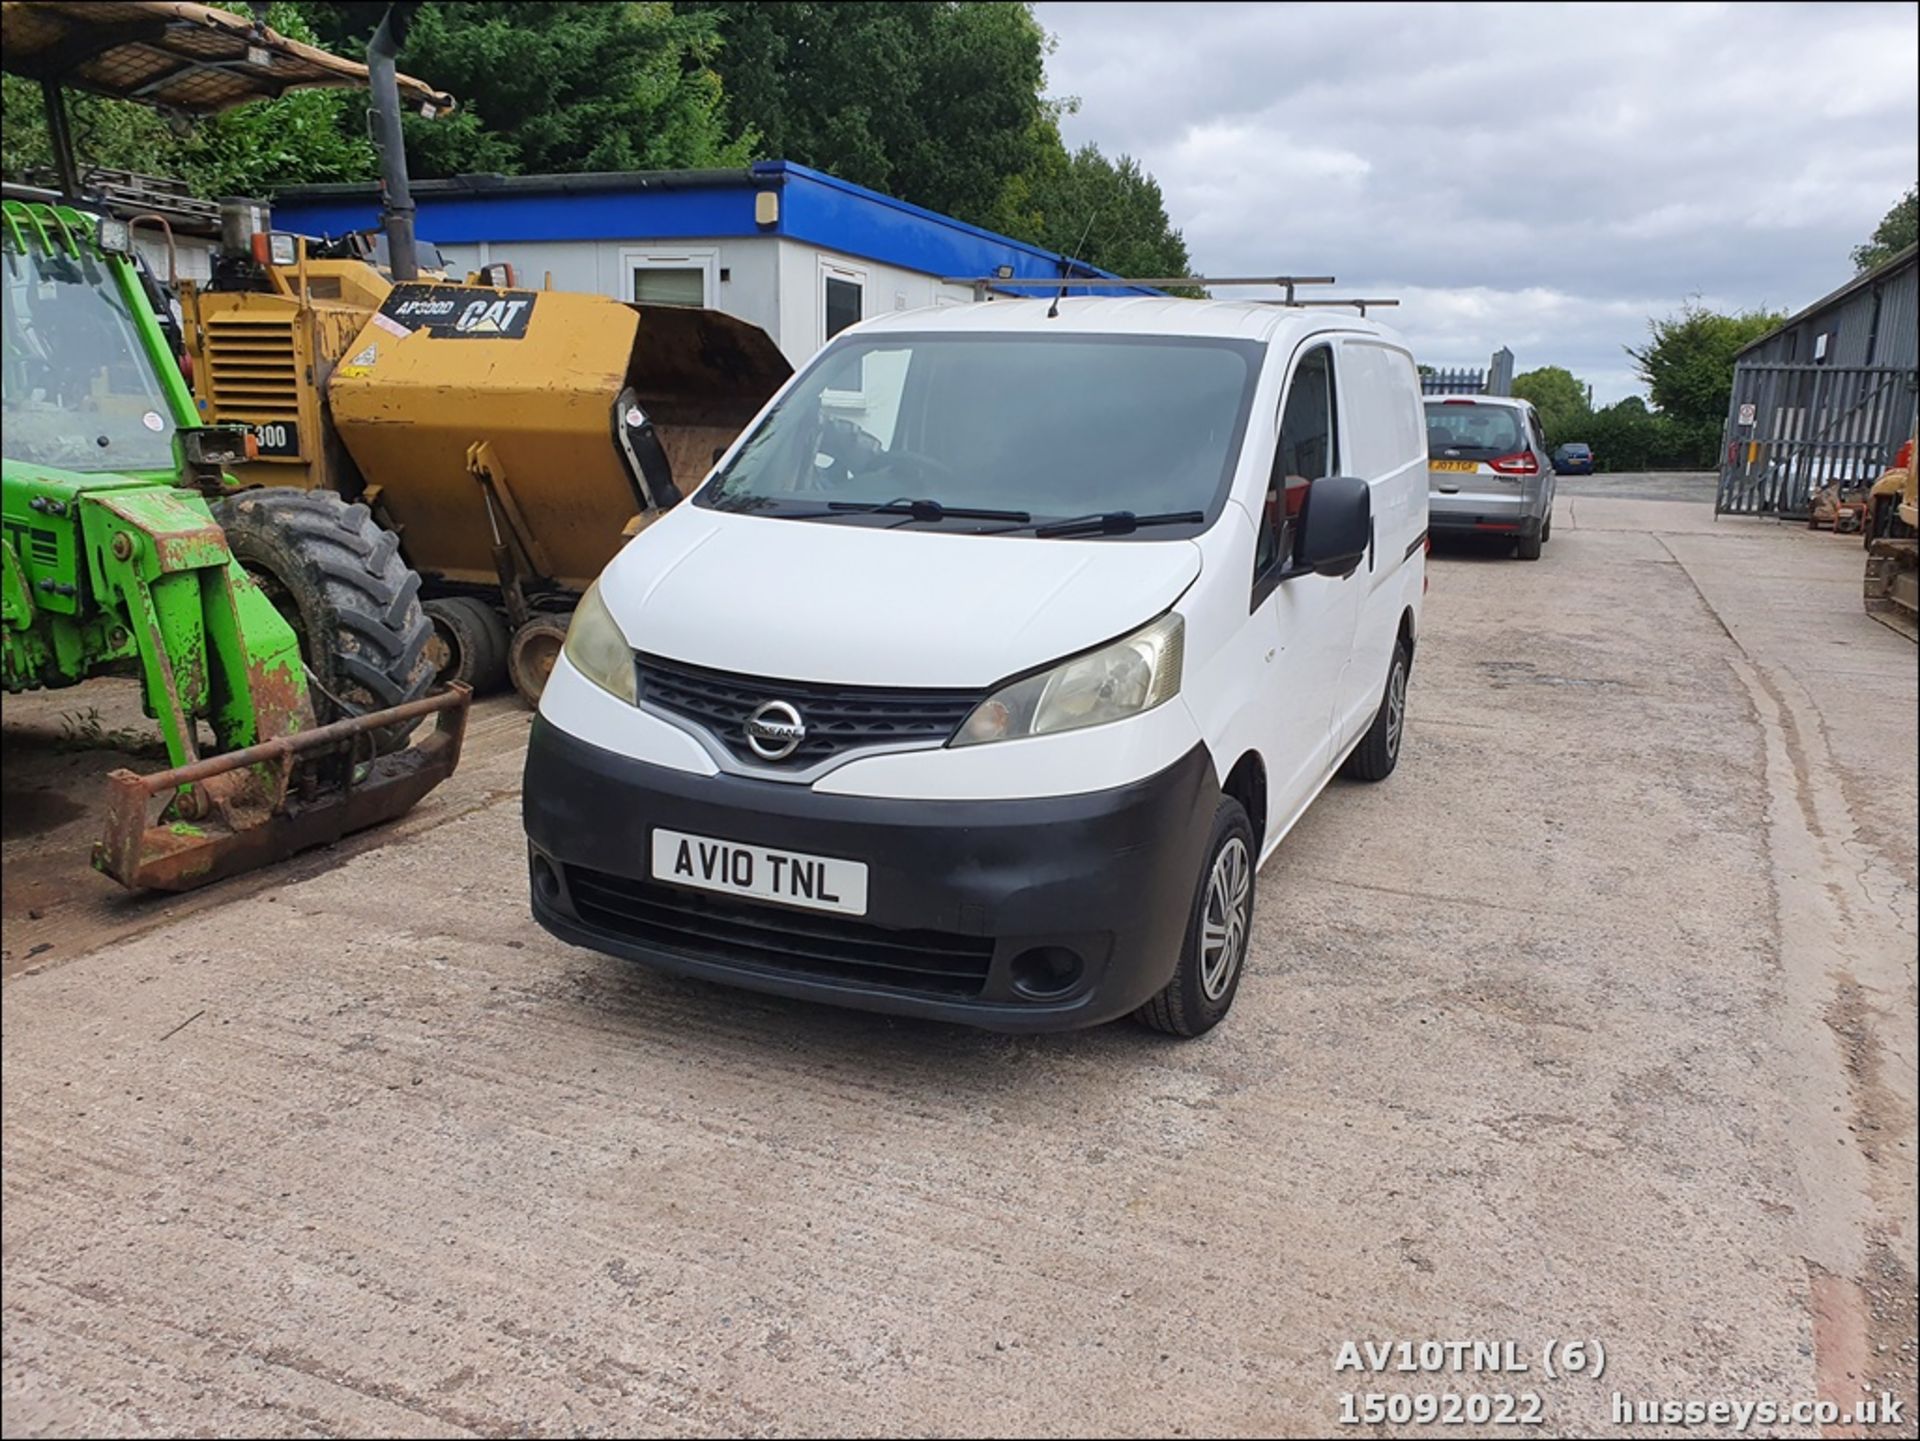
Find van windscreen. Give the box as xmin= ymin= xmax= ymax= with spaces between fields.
xmin=1425 ymin=401 xmax=1525 ymax=457
xmin=697 ymin=332 xmax=1264 ymax=536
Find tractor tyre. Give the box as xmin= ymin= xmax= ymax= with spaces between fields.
xmin=425 ymin=596 xmax=511 ymax=696
xmin=215 ymin=488 xmax=434 ymax=750
xmin=507 ymin=613 xmax=572 ymax=708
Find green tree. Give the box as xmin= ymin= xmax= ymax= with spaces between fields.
xmin=1626 ymin=302 xmax=1783 ymax=460
xmin=2 ymin=3 xmax=374 ymax=195
xmin=306 ymin=2 xmax=753 ymax=179
xmin=1852 ymin=184 xmax=1918 ymax=273
xmin=1 ymin=75 xmax=176 ymax=183
xmin=1007 ymin=140 xmax=1193 ymax=284
xmin=685 ymin=2 xmax=1191 ymax=277
xmin=1510 ymin=366 xmax=1590 ymax=444
xmin=1582 ymin=395 xmax=1705 ymax=473
xmin=686 ymin=3 xmax=1052 ymax=227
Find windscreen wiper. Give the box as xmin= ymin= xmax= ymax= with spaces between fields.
xmin=825 ymin=498 xmax=1031 ymax=523
xmin=982 ymin=509 xmax=1206 ymax=538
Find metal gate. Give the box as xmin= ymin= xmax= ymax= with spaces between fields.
xmin=1717 ymin=363 xmax=1918 ymax=516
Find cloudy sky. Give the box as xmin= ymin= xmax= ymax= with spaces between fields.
xmin=1034 ymin=1 xmax=1919 ymax=402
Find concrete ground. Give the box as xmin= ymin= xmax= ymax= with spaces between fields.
xmin=3 ymin=475 xmax=1915 ymax=1438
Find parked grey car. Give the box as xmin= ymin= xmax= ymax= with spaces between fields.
xmin=1425 ymin=396 xmax=1556 ymax=559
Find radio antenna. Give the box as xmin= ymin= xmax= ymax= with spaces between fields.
xmin=1050 ymin=208 xmax=1101 ymax=319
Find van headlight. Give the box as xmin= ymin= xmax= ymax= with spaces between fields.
xmin=561 ymin=579 xmax=637 ymax=704
xmin=953 ymin=614 xmax=1184 ymax=746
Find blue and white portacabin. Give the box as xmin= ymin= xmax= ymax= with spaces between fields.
xmin=522 ymin=296 xmax=1429 ymax=1036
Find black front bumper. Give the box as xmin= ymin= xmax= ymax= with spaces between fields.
xmin=522 ymin=717 xmax=1219 ymax=1031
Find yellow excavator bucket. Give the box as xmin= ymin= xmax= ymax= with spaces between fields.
xmin=325 ymin=287 xmax=790 ymax=591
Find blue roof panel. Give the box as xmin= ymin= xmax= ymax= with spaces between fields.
xmin=271 ymin=161 xmax=1153 ymax=295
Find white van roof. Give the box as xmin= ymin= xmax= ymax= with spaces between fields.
xmin=856 ymin=295 xmax=1408 ymax=349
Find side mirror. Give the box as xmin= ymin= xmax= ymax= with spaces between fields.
xmin=1291 ymin=474 xmax=1371 ymax=579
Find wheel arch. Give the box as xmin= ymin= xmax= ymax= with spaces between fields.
xmin=1221 ymin=749 xmax=1268 ymax=850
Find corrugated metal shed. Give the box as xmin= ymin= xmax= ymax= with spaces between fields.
xmin=1737 ymin=244 xmax=1918 ymax=369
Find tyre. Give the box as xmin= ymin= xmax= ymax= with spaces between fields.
xmin=215 ymin=488 xmax=433 ymax=747
xmin=1340 ymin=637 xmax=1410 ymax=783
xmin=1541 ymin=511 xmax=1553 ymax=543
xmin=425 ymin=596 xmax=511 ymax=695
xmin=1133 ymin=797 xmax=1256 ymax=1038
xmin=1516 ymin=527 xmax=1543 ymax=560
xmin=507 ymin=613 xmax=572 ymax=707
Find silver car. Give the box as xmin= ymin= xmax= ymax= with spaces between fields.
xmin=1425 ymin=396 xmax=1556 ymax=559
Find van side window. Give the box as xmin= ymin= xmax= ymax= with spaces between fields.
xmin=1255 ymin=345 xmax=1339 ymax=591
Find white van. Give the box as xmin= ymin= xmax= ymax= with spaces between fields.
xmin=523 ymin=298 xmax=1428 ymax=1036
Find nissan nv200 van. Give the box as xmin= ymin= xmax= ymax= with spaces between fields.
xmin=524 ymin=299 xmax=1428 ymax=1036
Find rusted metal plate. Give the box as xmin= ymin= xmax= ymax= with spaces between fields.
xmin=86 ymin=488 xmax=231 ymax=572
xmin=92 ymin=684 xmax=471 ymax=891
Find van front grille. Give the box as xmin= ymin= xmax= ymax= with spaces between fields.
xmin=635 ymin=652 xmax=982 ymax=766
xmin=563 ymin=865 xmax=994 ymax=998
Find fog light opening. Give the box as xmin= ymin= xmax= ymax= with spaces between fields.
xmin=532 ymin=854 xmax=562 ymax=905
xmin=1011 ymin=945 xmax=1083 ymax=998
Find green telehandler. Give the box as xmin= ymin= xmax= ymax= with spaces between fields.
xmin=2 ymin=6 xmax=468 ymax=892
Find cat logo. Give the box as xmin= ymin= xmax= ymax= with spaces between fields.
xmin=377 ymin=283 xmax=537 ymax=340
xmin=455 ymin=298 xmax=531 ymax=334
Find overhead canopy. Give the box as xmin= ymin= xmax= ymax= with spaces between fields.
xmin=0 ymin=1 xmax=454 ymax=115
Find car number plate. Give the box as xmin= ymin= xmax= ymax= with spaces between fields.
xmin=651 ymin=828 xmax=868 ymax=916
xmin=1430 ymin=458 xmax=1479 ymax=472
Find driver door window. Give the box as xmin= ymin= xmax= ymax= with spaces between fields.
xmin=1254 ymin=345 xmax=1340 ymax=600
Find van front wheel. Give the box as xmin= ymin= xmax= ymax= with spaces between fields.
xmin=1133 ymin=797 xmax=1256 ymax=1038
xmin=1340 ymin=638 xmax=1410 ymax=783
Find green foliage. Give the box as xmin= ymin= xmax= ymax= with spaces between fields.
xmin=1506 ymin=364 xmax=1725 ymax=471
xmin=2 ymin=3 xmax=374 ymax=195
xmin=687 ymin=1 xmax=1189 ymax=279
xmin=1626 ymin=303 xmax=1783 ymax=442
xmin=388 ymin=2 xmax=753 ymax=178
xmin=1004 ymin=140 xmax=1194 ymax=287
xmin=1853 ymin=185 xmax=1918 ymax=273
xmin=687 ymin=2 xmax=1052 ymax=226
xmin=1580 ymin=396 xmax=1707 ymax=472
xmin=1 ymin=74 xmax=178 ymax=183
xmin=1510 ymin=366 xmax=1588 ymax=442
xmin=4 ymin=0 xmax=1193 ymax=282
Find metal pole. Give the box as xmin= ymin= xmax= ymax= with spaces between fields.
xmin=41 ymin=76 xmax=81 ymax=200
xmin=368 ymin=4 xmax=420 ymax=282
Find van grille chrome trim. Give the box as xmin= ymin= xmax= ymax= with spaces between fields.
xmin=635 ymin=652 xmax=982 ymax=767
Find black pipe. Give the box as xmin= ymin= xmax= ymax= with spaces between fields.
xmin=41 ymin=76 xmax=80 ymax=200
xmin=367 ymin=3 xmax=421 ymax=281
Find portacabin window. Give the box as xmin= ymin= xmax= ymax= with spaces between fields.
xmin=623 ymin=248 xmax=715 ymax=308
xmin=824 ymin=273 xmax=863 ymax=340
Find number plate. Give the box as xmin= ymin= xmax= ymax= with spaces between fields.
xmin=651 ymin=828 xmax=868 ymax=916
xmin=1429 ymin=458 xmax=1478 ymax=473
xmin=245 ymin=420 xmax=300 ymax=458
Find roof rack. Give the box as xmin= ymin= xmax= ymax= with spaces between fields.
xmin=1262 ymin=298 xmax=1401 ymax=316
xmin=942 ymin=274 xmax=1338 ymax=303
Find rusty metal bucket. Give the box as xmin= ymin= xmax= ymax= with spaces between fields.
xmin=93 ymin=685 xmax=472 ymax=892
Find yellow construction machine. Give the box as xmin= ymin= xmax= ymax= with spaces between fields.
xmin=180 ymin=248 xmax=790 ymax=700
xmin=172 ymin=0 xmax=790 ymax=703
xmin=1863 ymin=433 xmax=1917 ymax=641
